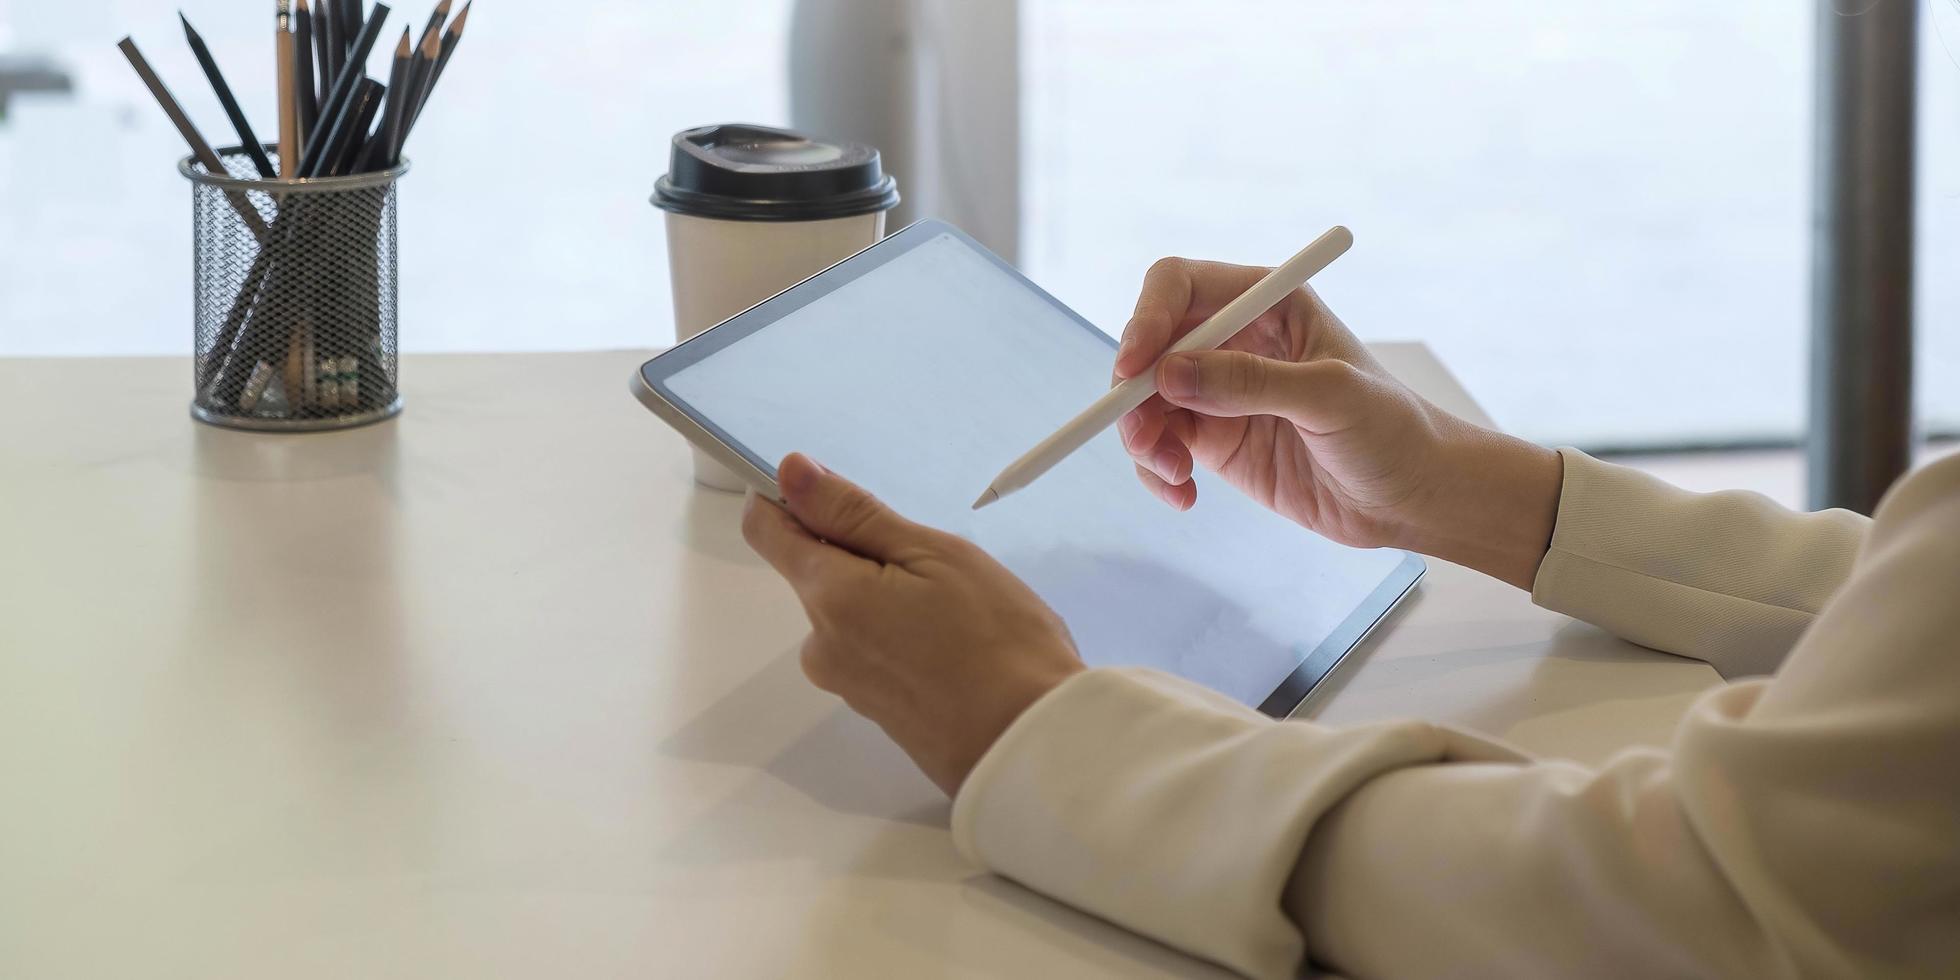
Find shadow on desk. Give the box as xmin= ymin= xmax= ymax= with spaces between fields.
xmin=661 ymin=641 xmax=947 ymax=832
xmin=659 ymin=643 xmax=1240 ymax=978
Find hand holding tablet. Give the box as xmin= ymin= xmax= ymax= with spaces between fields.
xmin=740 ymin=452 xmax=1086 ymax=797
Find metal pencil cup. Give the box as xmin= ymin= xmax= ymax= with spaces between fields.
xmin=182 ymin=146 xmax=408 ymax=431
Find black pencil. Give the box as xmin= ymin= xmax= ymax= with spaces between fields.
xmin=179 ymin=14 xmax=276 ymax=178
xmin=298 ymin=2 xmax=391 ymax=178
xmin=295 ymin=0 xmax=319 ymax=142
xmin=392 ymin=26 xmax=439 ymax=162
xmin=418 ymin=0 xmax=451 ymax=50
xmin=403 ymin=1 xmax=466 ymax=143
xmin=311 ymin=75 xmax=378 ymax=178
xmin=358 ymin=29 xmax=412 ymax=171
xmin=315 ymin=0 xmax=341 ymax=99
xmin=339 ymin=0 xmax=363 ymax=58
xmin=329 ymin=78 xmax=384 ymax=176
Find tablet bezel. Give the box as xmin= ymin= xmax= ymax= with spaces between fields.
xmin=634 ymin=218 xmax=1424 ymax=718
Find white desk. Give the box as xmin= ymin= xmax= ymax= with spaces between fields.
xmin=0 ymin=347 xmax=1719 ymax=978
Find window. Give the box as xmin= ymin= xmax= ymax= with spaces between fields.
xmin=1024 ymin=0 xmax=1958 ymax=449
xmin=0 ymin=0 xmax=792 ymax=354
xmin=5 ymin=0 xmax=1954 ymax=452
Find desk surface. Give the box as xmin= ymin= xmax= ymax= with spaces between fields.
xmin=0 ymin=347 xmax=1719 ymax=978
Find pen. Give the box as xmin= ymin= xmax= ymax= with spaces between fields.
xmin=972 ymin=225 xmax=1353 ymax=509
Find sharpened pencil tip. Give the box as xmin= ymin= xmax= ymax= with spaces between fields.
xmin=972 ymin=488 xmax=999 ymax=511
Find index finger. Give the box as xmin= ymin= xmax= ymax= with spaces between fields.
xmin=1115 ymin=258 xmax=1277 ymax=379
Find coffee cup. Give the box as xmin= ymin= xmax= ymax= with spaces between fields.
xmin=653 ymin=123 xmax=900 ymax=491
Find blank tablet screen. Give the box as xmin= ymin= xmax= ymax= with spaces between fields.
xmin=654 ymin=222 xmax=1417 ymax=714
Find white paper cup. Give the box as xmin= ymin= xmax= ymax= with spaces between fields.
xmin=654 ymin=124 xmax=899 ymax=492
xmin=663 ymin=211 xmax=885 ymax=490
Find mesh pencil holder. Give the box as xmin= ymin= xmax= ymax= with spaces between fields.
xmin=182 ymin=145 xmax=408 ymax=431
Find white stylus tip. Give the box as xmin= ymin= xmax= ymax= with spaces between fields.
xmin=972 ymin=488 xmax=1000 ymax=510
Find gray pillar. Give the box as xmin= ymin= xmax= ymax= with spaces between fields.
xmin=1808 ymin=0 xmax=1917 ymax=514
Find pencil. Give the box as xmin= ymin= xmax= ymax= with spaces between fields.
xmin=418 ymin=0 xmax=451 ymax=50
xmin=276 ymin=5 xmax=299 ymax=177
xmin=313 ymin=75 xmax=378 ymax=178
xmin=315 ymin=0 xmax=341 ymax=99
xmin=117 ymin=36 xmax=249 ymax=203
xmin=328 ymin=78 xmax=383 ymax=176
xmin=339 ymin=0 xmax=363 ymax=58
xmin=298 ymin=1 xmax=392 ymax=178
xmin=179 ymin=15 xmax=276 ymax=179
xmin=358 ymin=29 xmax=412 ymax=171
xmin=396 ymin=21 xmax=437 ymax=145
xmin=403 ymin=1 xmax=466 ymax=144
xmin=295 ymin=0 xmax=319 ymax=144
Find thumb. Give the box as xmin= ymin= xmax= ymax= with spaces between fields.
xmin=1155 ymin=350 xmax=1367 ymax=432
xmin=777 ymin=453 xmax=924 ymax=562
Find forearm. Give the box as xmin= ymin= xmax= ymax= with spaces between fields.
xmin=953 ymin=669 xmax=1775 ymax=979
xmin=1395 ymin=412 xmax=1563 ymax=591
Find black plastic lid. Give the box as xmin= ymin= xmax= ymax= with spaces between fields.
xmin=652 ymin=123 xmax=900 ymax=222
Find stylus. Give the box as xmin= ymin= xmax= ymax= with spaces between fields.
xmin=973 ymin=225 xmax=1353 ymax=509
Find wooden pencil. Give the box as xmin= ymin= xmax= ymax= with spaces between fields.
xmin=276 ymin=4 xmax=299 ymax=177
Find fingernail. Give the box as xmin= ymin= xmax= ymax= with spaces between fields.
xmin=1117 ymin=331 xmax=1135 ymax=359
xmin=1160 ymin=355 xmax=1197 ymax=399
xmin=1117 ymin=411 xmax=1140 ymax=447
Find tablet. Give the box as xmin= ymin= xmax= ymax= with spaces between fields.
xmin=634 ymin=220 xmax=1423 ymax=717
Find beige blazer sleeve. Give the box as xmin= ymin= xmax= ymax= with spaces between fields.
xmin=1533 ymin=450 xmax=1869 ymax=677
xmin=951 ymin=450 xmax=1960 ymax=979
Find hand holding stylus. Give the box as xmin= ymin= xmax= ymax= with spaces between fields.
xmin=1111 ymin=257 xmax=1564 ymax=591
xmin=974 ymin=226 xmax=1353 ymax=508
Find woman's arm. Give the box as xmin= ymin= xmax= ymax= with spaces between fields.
xmin=738 ymin=444 xmax=1957 ymax=978
xmin=956 ymin=453 xmax=1960 ymax=979
xmin=1109 ymin=259 xmax=1870 ymax=673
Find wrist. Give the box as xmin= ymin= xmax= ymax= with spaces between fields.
xmin=945 ymin=657 xmax=1084 ymax=797
xmin=1398 ymin=418 xmax=1563 ymax=591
